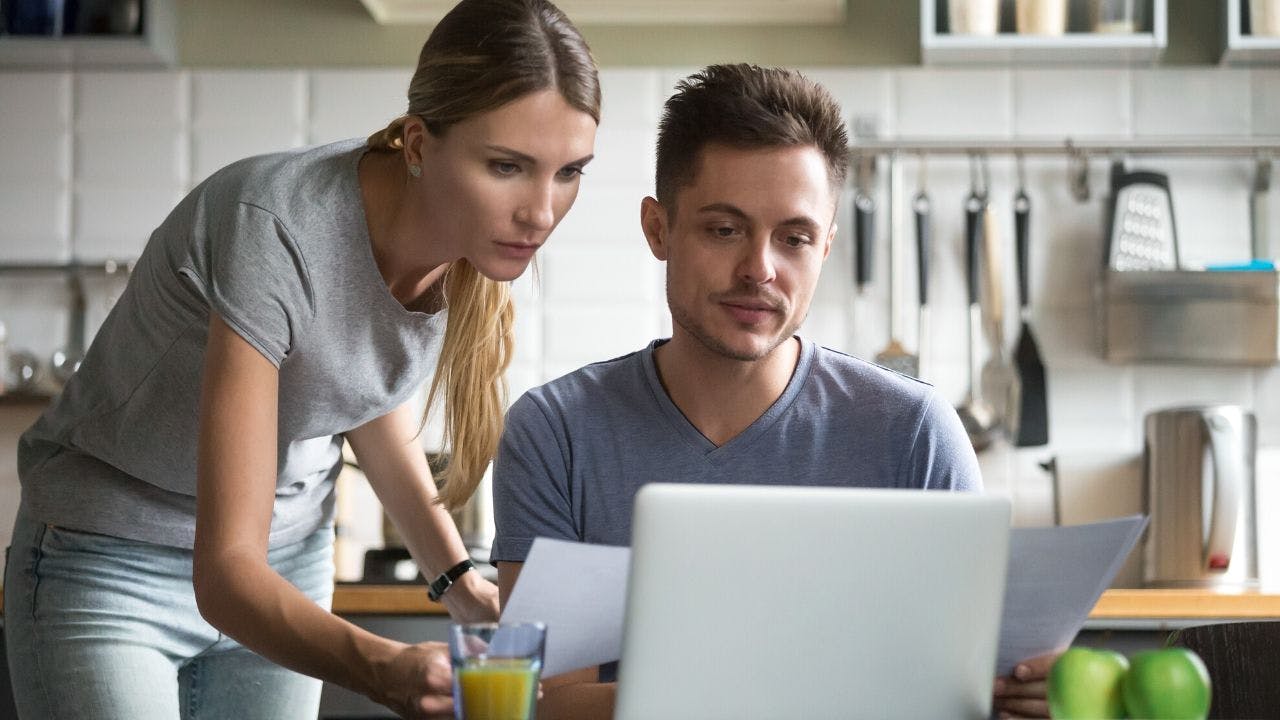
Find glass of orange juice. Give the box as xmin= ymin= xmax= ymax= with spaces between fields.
xmin=449 ymin=622 xmax=546 ymax=720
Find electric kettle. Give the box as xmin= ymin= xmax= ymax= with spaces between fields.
xmin=1143 ymin=405 xmax=1259 ymax=588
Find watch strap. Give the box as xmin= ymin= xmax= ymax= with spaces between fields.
xmin=427 ymin=558 xmax=476 ymax=601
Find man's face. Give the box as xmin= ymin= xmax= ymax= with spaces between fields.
xmin=641 ymin=143 xmax=837 ymax=362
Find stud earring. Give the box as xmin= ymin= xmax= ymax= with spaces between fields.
xmin=408 ymin=164 xmax=422 ymax=178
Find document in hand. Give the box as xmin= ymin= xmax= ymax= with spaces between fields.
xmin=996 ymin=514 xmax=1147 ymax=675
xmin=501 ymin=515 xmax=1147 ymax=679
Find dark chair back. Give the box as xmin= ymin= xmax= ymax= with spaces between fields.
xmin=1171 ymin=620 xmax=1280 ymax=720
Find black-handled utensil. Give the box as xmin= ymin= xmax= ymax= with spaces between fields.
xmin=854 ymin=191 xmax=875 ymax=292
xmin=1011 ymin=159 xmax=1048 ymax=447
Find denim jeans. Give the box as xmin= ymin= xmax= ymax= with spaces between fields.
xmin=4 ymin=502 xmax=335 ymax=720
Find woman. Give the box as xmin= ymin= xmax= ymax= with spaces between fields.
xmin=3 ymin=0 xmax=599 ymax=717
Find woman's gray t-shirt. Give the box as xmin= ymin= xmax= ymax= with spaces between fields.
xmin=19 ymin=139 xmax=445 ymax=549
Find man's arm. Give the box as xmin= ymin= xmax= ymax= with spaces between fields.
xmin=497 ymin=561 xmax=616 ymax=720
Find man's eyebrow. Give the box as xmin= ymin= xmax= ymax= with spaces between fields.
xmin=698 ymin=203 xmax=821 ymax=231
xmin=486 ymin=145 xmax=595 ymax=167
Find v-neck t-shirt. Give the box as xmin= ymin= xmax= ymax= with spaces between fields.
xmin=490 ymin=336 xmax=982 ymax=563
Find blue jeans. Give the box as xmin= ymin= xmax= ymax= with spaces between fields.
xmin=4 ymin=502 xmax=335 ymax=720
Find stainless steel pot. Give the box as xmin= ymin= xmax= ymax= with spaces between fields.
xmin=1143 ymin=405 xmax=1259 ymax=588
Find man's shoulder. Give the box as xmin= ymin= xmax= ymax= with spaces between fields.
xmin=512 ymin=347 xmax=649 ymax=419
xmin=808 ymin=342 xmax=938 ymax=407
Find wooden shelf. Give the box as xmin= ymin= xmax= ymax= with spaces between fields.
xmin=920 ymin=0 xmax=1166 ymax=65
xmin=1223 ymin=0 xmax=1280 ymax=65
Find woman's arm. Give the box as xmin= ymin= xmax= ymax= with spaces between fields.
xmin=346 ymin=402 xmax=500 ymax=622
xmin=192 ymin=313 xmax=453 ymax=719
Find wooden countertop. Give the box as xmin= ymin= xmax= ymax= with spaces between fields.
xmin=328 ymin=585 xmax=1280 ymax=619
xmin=4 ymin=586 xmax=1279 ymax=620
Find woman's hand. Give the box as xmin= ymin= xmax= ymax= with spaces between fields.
xmin=442 ymin=570 xmax=501 ymax=623
xmin=992 ymin=651 xmax=1060 ymax=719
xmin=376 ymin=641 xmax=456 ymax=719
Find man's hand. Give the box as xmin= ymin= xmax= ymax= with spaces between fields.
xmin=376 ymin=641 xmax=455 ymax=719
xmin=992 ymin=651 xmax=1060 ymax=719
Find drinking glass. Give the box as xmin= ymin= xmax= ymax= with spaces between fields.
xmin=449 ymin=622 xmax=546 ymax=720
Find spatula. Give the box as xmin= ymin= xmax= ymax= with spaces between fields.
xmin=1009 ymin=167 xmax=1049 ymax=447
xmin=875 ymin=155 xmax=919 ymax=377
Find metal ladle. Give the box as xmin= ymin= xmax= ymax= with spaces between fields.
xmin=955 ymin=154 xmax=997 ymax=452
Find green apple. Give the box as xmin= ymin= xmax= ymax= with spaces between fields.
xmin=1047 ymin=647 xmax=1130 ymax=719
xmin=1121 ymin=647 xmax=1211 ymax=720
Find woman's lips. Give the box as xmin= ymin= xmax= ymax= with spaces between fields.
xmin=495 ymin=242 xmax=540 ymax=260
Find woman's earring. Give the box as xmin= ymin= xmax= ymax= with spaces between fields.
xmin=408 ymin=164 xmax=422 ymax=178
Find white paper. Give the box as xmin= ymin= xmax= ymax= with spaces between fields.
xmin=503 ymin=517 xmax=1147 ymax=679
xmin=996 ymin=515 xmax=1148 ymax=675
xmin=500 ymin=538 xmax=632 ymax=677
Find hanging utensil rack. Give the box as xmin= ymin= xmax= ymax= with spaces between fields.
xmin=847 ymin=138 xmax=1279 ymax=203
xmin=847 ymin=137 xmax=1280 ymax=366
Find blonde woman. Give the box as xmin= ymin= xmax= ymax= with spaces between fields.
xmin=4 ymin=1 xmax=599 ymax=717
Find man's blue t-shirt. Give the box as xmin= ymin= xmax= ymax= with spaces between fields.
xmin=490 ymin=336 xmax=982 ymax=564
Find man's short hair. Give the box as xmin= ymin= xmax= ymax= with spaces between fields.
xmin=654 ymin=64 xmax=850 ymax=209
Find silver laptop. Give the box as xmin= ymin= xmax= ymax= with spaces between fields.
xmin=615 ymin=484 xmax=1011 ymax=720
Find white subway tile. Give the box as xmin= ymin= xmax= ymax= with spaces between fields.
xmin=598 ymin=68 xmax=662 ymax=130
xmin=1153 ymin=158 xmax=1253 ymax=268
xmin=1255 ymin=368 xmax=1280 ymax=447
xmin=192 ymin=70 xmax=307 ymax=130
xmin=309 ymin=70 xmax=412 ymax=145
xmin=0 ymin=126 xmax=71 ymax=182
xmin=542 ymin=301 xmax=659 ymax=365
xmin=505 ymin=362 xmax=541 ymax=409
xmin=0 ymin=184 xmax=71 ymax=262
xmin=894 ymin=68 xmax=1012 ymax=138
xmin=191 ymin=128 xmax=306 ymax=185
xmin=585 ymin=125 xmax=655 ymax=188
xmin=75 ymin=129 xmax=187 ymax=185
xmin=512 ymin=295 xmax=542 ymax=366
xmin=797 ymin=69 xmax=894 ymax=137
xmin=977 ymin=440 xmax=1013 ymax=499
xmin=539 ymin=243 xmax=659 ymax=303
xmin=76 ymin=72 xmax=188 ymax=130
xmin=1046 ymin=365 xmax=1137 ymax=450
xmin=1033 ymin=306 xmax=1103 ymax=368
xmin=74 ymin=186 xmax=184 ymax=260
xmin=799 ymin=301 xmax=849 ymax=355
xmin=552 ymin=185 xmax=648 ymax=247
xmin=1254 ymin=70 xmax=1280 ymax=134
xmin=0 ymin=72 xmax=71 ymax=128
xmin=1131 ymin=69 xmax=1251 ymax=138
xmin=1132 ymin=366 xmax=1256 ymax=423
xmin=1009 ymin=447 xmax=1057 ymax=528
xmin=1013 ymin=69 xmax=1130 ymax=138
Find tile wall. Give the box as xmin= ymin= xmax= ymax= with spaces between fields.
xmin=2 ymin=66 xmax=1280 ymax=583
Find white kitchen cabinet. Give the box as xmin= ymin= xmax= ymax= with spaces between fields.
xmin=359 ymin=0 xmax=847 ymax=25
xmin=0 ymin=0 xmax=175 ymax=69
xmin=1223 ymin=0 xmax=1280 ymax=64
xmin=921 ymin=0 xmax=1167 ymax=65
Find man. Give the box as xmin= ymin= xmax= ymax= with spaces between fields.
xmin=490 ymin=64 xmax=1052 ymax=719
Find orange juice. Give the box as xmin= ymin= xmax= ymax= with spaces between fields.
xmin=456 ymin=657 xmax=539 ymax=720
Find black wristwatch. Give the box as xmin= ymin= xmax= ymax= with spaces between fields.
xmin=427 ymin=559 xmax=476 ymax=601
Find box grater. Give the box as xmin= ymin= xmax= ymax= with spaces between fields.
xmin=1106 ymin=169 xmax=1179 ymax=271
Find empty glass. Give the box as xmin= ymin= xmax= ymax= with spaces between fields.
xmin=1091 ymin=0 xmax=1144 ymax=34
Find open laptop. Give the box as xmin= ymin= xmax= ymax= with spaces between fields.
xmin=614 ymin=484 xmax=1011 ymax=720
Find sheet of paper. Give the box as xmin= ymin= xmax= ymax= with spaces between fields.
xmin=500 ymin=538 xmax=632 ymax=677
xmin=503 ymin=516 xmax=1147 ymax=679
xmin=997 ymin=515 xmax=1148 ymax=676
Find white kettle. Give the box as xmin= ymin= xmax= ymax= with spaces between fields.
xmin=1143 ymin=405 xmax=1258 ymax=588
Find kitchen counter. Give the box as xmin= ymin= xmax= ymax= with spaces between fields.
xmin=4 ymin=586 xmax=1279 ymax=621
xmin=326 ymin=585 xmax=1280 ymax=620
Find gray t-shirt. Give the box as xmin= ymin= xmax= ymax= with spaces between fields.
xmin=19 ymin=139 xmax=446 ymax=549
xmin=490 ymin=337 xmax=982 ymax=564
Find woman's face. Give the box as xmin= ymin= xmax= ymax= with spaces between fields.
xmin=406 ymin=89 xmax=598 ymax=282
